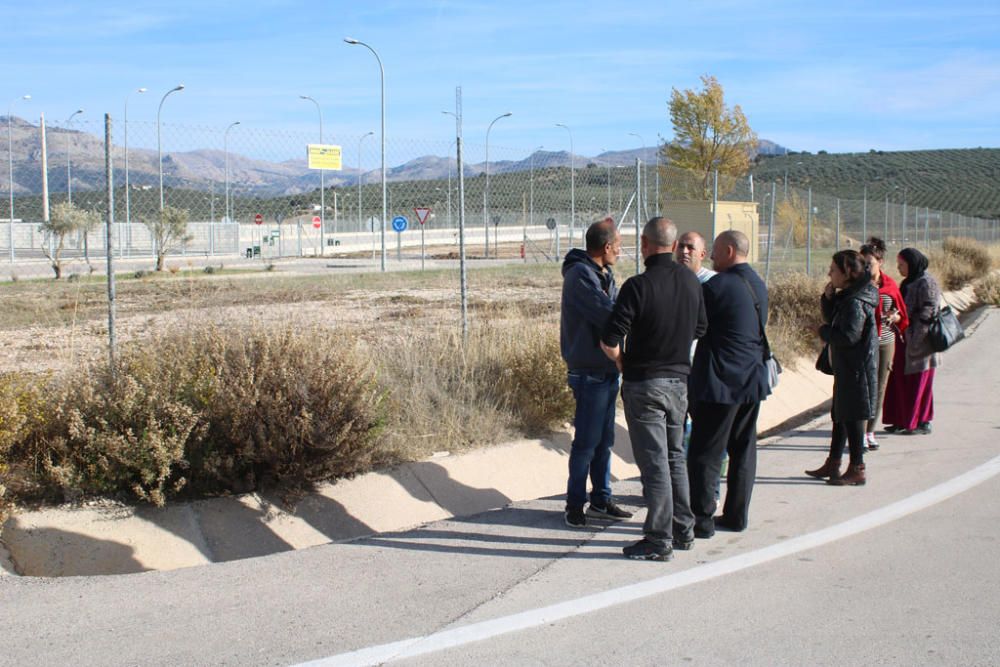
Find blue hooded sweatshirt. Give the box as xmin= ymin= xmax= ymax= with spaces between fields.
xmin=560 ymin=248 xmax=619 ymax=374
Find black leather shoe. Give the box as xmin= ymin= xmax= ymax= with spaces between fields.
xmin=672 ymin=536 xmax=695 ymax=551
xmin=694 ymin=525 xmax=715 ymax=539
xmin=714 ymin=516 xmax=745 ymax=532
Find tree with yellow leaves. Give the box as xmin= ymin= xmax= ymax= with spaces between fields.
xmin=664 ymin=75 xmax=757 ymax=199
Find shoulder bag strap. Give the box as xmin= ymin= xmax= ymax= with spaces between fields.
xmin=736 ymin=273 xmax=772 ymax=359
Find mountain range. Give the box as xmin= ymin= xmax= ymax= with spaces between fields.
xmin=1 ymin=115 xmax=787 ymax=197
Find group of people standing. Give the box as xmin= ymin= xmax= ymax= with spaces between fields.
xmin=560 ymin=217 xmax=770 ymax=561
xmin=805 ymin=240 xmax=941 ymax=486
xmin=560 ymin=217 xmax=944 ymax=561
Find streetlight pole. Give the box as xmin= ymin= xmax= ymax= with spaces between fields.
xmin=344 ymin=38 xmax=387 ymax=272
xmin=157 ymin=84 xmax=184 ymax=212
xmin=556 ymin=123 xmax=575 ymax=247
xmin=357 ymin=131 xmax=373 ymax=232
xmin=7 ymin=94 xmax=30 ymax=263
xmin=124 ymin=88 xmax=146 ymax=236
xmin=65 ymin=109 xmax=84 ymax=205
xmin=224 ymin=121 xmax=240 ymax=223
xmin=299 ymin=95 xmax=326 ymax=249
xmin=484 ymin=111 xmax=512 ymax=258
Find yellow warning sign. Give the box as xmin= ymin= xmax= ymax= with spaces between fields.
xmin=307 ymin=144 xmax=343 ymax=170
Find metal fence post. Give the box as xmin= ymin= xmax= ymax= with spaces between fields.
xmin=765 ymin=181 xmax=775 ymax=284
xmin=104 ymin=113 xmax=117 ymax=374
xmin=455 ymin=87 xmax=468 ymax=339
xmin=635 ymin=159 xmax=643 ymax=275
xmin=806 ymin=187 xmax=813 ymax=275
xmin=836 ymin=198 xmax=841 ymax=249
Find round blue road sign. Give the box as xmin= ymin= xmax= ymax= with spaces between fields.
xmin=392 ymin=216 xmax=408 ymax=233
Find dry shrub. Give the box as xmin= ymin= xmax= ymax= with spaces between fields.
xmin=0 ymin=373 xmax=48 ymax=515
xmin=492 ymin=324 xmax=574 ymax=433
xmin=186 ymin=327 xmax=387 ymax=495
xmin=26 ymin=360 xmax=204 ymax=505
xmin=931 ymin=237 xmax=994 ymax=290
xmin=765 ymin=272 xmax=827 ymax=364
xmin=974 ymin=273 xmax=1000 ymax=306
xmin=18 ymin=325 xmax=387 ymax=505
xmin=374 ymin=317 xmax=571 ymax=459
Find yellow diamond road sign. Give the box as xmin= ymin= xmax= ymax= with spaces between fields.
xmin=307 ymin=144 xmax=343 ymax=170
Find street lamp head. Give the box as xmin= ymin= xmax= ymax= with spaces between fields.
xmin=501 ymin=112 xmax=512 ymax=118
xmin=173 ymin=84 xmax=185 ymax=92
xmin=344 ymin=37 xmax=360 ymax=44
xmin=137 ymin=88 xmax=147 ymax=94
xmin=22 ymin=95 xmax=31 ymax=101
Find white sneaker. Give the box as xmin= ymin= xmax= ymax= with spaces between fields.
xmin=866 ymin=432 xmax=880 ymax=451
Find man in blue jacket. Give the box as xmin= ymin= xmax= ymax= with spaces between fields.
xmin=560 ymin=218 xmax=632 ymax=528
xmin=688 ymin=230 xmax=771 ymax=538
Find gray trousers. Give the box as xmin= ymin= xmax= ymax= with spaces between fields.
xmin=868 ymin=339 xmax=894 ymax=433
xmin=622 ymin=377 xmax=694 ymax=547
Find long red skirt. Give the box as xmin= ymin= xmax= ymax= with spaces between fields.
xmin=882 ymin=337 xmax=935 ymax=431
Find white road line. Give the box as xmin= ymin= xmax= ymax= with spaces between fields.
xmin=294 ymin=454 xmax=1000 ymax=667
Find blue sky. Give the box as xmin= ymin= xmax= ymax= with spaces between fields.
xmin=3 ymin=0 xmax=999 ymax=160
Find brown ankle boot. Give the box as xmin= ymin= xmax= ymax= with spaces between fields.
xmin=806 ymin=457 xmax=842 ymax=480
xmin=829 ymin=463 xmax=866 ymax=486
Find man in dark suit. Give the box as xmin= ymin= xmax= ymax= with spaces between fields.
xmin=687 ymin=230 xmax=771 ymax=538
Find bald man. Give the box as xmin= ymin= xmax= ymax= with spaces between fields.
xmin=687 ymin=230 xmax=770 ymax=538
xmin=601 ymin=217 xmax=707 ymax=561
xmin=677 ymin=231 xmax=717 ymax=284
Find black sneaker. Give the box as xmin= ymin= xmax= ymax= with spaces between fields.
xmin=623 ymin=539 xmax=673 ymax=561
xmin=586 ymin=500 xmax=634 ymax=520
xmin=565 ymin=506 xmax=587 ymax=528
xmin=672 ymin=535 xmax=695 ymax=551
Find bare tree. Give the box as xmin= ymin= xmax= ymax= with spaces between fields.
xmin=40 ymin=202 xmax=100 ymax=279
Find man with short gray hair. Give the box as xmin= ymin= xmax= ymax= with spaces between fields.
xmin=601 ymin=217 xmax=707 ymax=561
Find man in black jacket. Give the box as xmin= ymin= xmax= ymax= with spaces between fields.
xmin=560 ymin=218 xmax=633 ymax=528
xmin=688 ymin=230 xmax=771 ymax=538
xmin=600 ymin=217 xmax=707 ymax=561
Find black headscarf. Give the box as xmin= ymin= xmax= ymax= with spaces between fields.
xmin=898 ymin=247 xmax=928 ymax=298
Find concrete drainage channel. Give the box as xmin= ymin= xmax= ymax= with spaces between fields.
xmin=0 ymin=285 xmax=983 ymax=578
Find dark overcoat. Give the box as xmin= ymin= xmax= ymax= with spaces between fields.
xmin=819 ymin=281 xmax=879 ymax=422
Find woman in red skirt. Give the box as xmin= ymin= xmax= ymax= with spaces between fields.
xmin=882 ymin=248 xmax=940 ymax=435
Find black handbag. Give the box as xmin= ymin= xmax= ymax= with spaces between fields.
xmin=815 ymin=343 xmax=833 ymax=375
xmin=928 ymin=305 xmax=964 ymax=352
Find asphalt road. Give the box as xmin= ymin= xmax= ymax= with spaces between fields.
xmin=1 ymin=308 xmax=998 ymax=667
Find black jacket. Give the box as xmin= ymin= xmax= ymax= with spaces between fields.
xmin=690 ymin=263 xmax=770 ymax=404
xmin=601 ymin=252 xmax=707 ymax=381
xmin=820 ymin=280 xmax=879 ymax=422
xmin=560 ymin=248 xmax=619 ymax=374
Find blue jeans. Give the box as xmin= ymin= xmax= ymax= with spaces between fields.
xmin=566 ymin=371 xmax=619 ymax=510
xmin=622 ymin=377 xmax=693 ymax=547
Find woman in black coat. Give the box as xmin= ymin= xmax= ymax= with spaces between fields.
xmin=806 ymin=249 xmax=879 ymax=486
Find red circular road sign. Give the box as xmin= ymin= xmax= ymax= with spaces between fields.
xmin=312 ymin=216 xmax=321 ymax=229
xmin=254 ymin=213 xmax=263 ymax=225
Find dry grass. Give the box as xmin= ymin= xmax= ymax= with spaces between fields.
xmin=765 ymin=272 xmax=827 ymax=367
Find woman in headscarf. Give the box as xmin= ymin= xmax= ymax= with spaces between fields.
xmin=882 ymin=248 xmax=941 ymax=435
xmin=860 ymin=237 xmax=909 ymax=449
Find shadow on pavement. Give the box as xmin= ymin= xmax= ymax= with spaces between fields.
xmin=10 ymin=527 xmax=147 ymax=577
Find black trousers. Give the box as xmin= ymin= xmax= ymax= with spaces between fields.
xmin=687 ymin=400 xmax=761 ymax=532
xmin=830 ymin=419 xmax=866 ymax=465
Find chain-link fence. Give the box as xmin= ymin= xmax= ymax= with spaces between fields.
xmin=2 ymin=114 xmax=998 ymax=280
